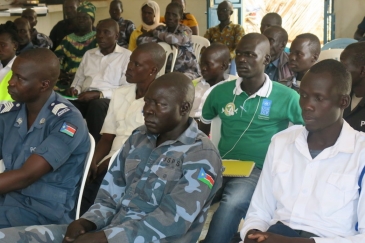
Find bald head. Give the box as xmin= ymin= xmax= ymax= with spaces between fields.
xmin=260 ymin=12 xmax=282 ymax=34
xmin=18 ymin=48 xmax=60 ymax=86
xmin=134 ymin=43 xmax=167 ymax=72
xmin=342 ymin=42 xmax=365 ymax=68
xmin=97 ymin=18 xmax=119 ymax=33
xmin=240 ymin=33 xmax=271 ymax=55
xmin=154 ymin=73 xmax=195 ymax=108
xmin=203 ymin=43 xmax=231 ymax=63
xmin=295 ymin=33 xmax=321 ymax=56
xmin=263 ymin=26 xmax=288 ymax=61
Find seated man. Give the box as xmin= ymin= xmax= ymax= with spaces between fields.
xmin=55 ymin=1 xmax=97 ymax=83
xmin=81 ymin=42 xmax=166 ymax=215
xmin=199 ymin=33 xmax=303 ymax=243
xmin=21 ymin=8 xmax=53 ymax=49
xmin=191 ymin=43 xmax=237 ymax=118
xmin=0 ymin=48 xmax=90 ymax=228
xmin=50 ymin=0 xmax=79 ymax=51
xmin=281 ymin=33 xmax=320 ymax=90
xmin=0 ymin=72 xmax=223 ymax=243
xmin=13 ymin=18 xmax=34 ymax=55
xmin=263 ymin=26 xmax=294 ymax=82
xmin=240 ymin=59 xmax=365 ymax=243
xmin=260 ymin=12 xmax=282 ymax=34
xmin=340 ymin=42 xmax=365 ymax=132
xmin=109 ymin=0 xmax=135 ymax=48
xmin=204 ymin=0 xmax=245 ymax=61
xmin=66 ymin=18 xmax=131 ymax=143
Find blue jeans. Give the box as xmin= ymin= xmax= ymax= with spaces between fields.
xmin=203 ymin=167 xmax=261 ymax=243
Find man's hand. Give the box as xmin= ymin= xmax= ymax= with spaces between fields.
xmin=77 ymin=91 xmax=101 ymax=102
xmin=73 ymin=232 xmax=108 ymax=243
xmin=66 ymin=87 xmax=78 ymax=97
xmin=63 ymin=219 xmax=96 ymax=243
xmin=245 ymin=231 xmax=316 ymax=243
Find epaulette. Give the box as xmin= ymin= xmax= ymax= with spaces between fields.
xmin=49 ymin=101 xmax=71 ymax=117
xmin=0 ymin=102 xmax=21 ymax=114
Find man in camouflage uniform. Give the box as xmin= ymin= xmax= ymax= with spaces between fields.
xmin=0 ymin=72 xmax=223 ymax=243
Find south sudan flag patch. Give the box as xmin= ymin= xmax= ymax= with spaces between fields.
xmin=198 ymin=168 xmax=214 ymax=189
xmin=59 ymin=122 xmax=77 ymax=137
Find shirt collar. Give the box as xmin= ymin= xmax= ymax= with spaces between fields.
xmin=233 ymin=73 xmax=272 ymax=98
xmin=138 ymin=118 xmax=200 ymax=146
xmin=295 ymin=121 xmax=357 ymax=160
xmin=95 ymin=44 xmax=125 ymax=56
xmin=0 ymin=56 xmax=16 ymax=70
xmin=271 ymin=58 xmax=279 ymax=67
xmin=197 ymin=73 xmax=234 ymax=86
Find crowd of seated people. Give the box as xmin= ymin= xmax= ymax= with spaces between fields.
xmin=0 ymin=0 xmax=364 ymax=243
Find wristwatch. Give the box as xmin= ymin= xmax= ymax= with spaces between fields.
xmin=99 ymin=91 xmax=104 ymax=99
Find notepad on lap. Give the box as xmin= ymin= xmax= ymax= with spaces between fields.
xmin=222 ymin=160 xmax=255 ymax=177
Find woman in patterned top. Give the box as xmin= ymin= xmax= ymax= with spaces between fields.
xmin=54 ymin=1 xmax=97 ymax=86
xmin=137 ymin=2 xmax=200 ymax=80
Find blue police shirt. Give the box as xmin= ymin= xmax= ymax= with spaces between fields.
xmin=0 ymin=91 xmax=90 ymax=226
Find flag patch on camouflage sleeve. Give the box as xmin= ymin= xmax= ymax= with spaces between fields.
xmin=198 ymin=168 xmax=214 ymax=189
xmin=59 ymin=122 xmax=77 ymax=137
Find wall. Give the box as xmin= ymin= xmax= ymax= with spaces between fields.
xmin=334 ymin=0 xmax=365 ymax=38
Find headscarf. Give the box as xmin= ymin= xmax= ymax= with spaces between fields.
xmin=141 ymin=1 xmax=163 ymax=31
xmin=77 ymin=1 xmax=96 ymax=20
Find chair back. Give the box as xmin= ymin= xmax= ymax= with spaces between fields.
xmin=191 ymin=35 xmax=210 ymax=63
xmin=210 ymin=116 xmax=222 ymax=149
xmin=157 ymin=42 xmax=178 ymax=77
xmin=75 ymin=133 xmax=95 ymax=219
xmin=321 ymin=38 xmax=357 ymax=50
xmin=108 ymin=148 xmax=121 ymax=170
xmin=317 ymin=49 xmax=344 ymax=62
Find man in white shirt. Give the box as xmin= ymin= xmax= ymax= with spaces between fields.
xmin=240 ymin=59 xmax=365 ymax=243
xmin=190 ymin=43 xmax=237 ymax=118
xmin=340 ymin=42 xmax=365 ymax=132
xmin=66 ymin=18 xmax=131 ymax=142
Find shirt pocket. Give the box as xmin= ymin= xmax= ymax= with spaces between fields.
xmin=103 ymin=63 xmax=125 ymax=86
xmin=272 ymin=161 xmax=292 ymax=199
xmin=320 ymin=173 xmax=359 ymax=219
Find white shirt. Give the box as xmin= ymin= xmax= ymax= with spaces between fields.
xmin=0 ymin=56 xmax=15 ymax=83
xmin=99 ymin=84 xmax=145 ymax=164
xmin=240 ymin=121 xmax=365 ymax=243
xmin=71 ymin=45 xmax=131 ymax=99
xmin=190 ymin=74 xmax=237 ymax=118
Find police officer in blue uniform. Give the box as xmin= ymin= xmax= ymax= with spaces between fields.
xmin=0 ymin=48 xmax=90 ymax=228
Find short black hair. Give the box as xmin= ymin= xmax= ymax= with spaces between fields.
xmin=262 ymin=12 xmax=282 ymax=26
xmin=0 ymin=21 xmax=20 ymax=44
xmin=309 ymin=59 xmax=351 ymax=95
xmin=295 ymin=33 xmax=321 ymax=56
xmin=264 ymin=25 xmax=288 ymax=43
xmin=343 ymin=42 xmax=365 ymax=68
xmin=166 ymin=2 xmax=183 ymax=18
xmin=110 ymin=0 xmax=123 ymax=9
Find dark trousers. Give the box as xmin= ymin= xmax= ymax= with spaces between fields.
xmin=71 ymin=98 xmax=110 ymax=144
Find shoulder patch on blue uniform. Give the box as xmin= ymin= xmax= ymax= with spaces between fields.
xmin=0 ymin=102 xmax=21 ymax=114
xmin=49 ymin=101 xmax=71 ymax=117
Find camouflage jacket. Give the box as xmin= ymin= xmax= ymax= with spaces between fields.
xmin=82 ymin=119 xmax=223 ymax=243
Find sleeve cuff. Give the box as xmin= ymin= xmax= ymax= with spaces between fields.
xmin=101 ymin=90 xmax=112 ymax=100
xmin=200 ymin=116 xmax=212 ymax=124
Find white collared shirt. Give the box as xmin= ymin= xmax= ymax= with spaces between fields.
xmin=0 ymin=56 xmax=16 ymax=83
xmin=71 ymin=45 xmax=131 ymax=99
xmin=99 ymin=84 xmax=145 ymax=163
xmin=190 ymin=74 xmax=237 ymax=118
xmin=240 ymin=121 xmax=365 ymax=243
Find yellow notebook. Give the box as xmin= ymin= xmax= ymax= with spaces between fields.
xmin=222 ymin=160 xmax=255 ymax=177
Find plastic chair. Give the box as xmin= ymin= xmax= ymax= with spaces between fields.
xmin=75 ymin=133 xmax=95 ymax=219
xmin=210 ymin=116 xmax=222 ymax=149
xmin=321 ymin=38 xmax=357 ymax=50
xmin=108 ymin=148 xmax=122 ymax=170
xmin=157 ymin=42 xmax=178 ymax=77
xmin=317 ymin=49 xmax=344 ymax=62
xmin=191 ymin=35 xmax=210 ymax=63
